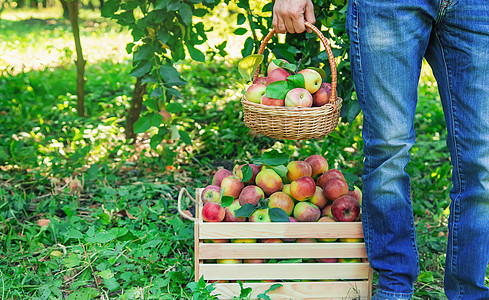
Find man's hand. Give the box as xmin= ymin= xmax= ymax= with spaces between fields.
xmin=272 ymin=0 xmax=316 ymax=34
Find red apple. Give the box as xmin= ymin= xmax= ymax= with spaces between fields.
xmin=221 ymin=175 xmax=245 ymax=199
xmin=266 ymin=68 xmax=290 ymax=85
xmin=284 ymin=88 xmax=313 ymax=107
xmin=304 ymin=155 xmax=329 ymax=179
xmin=293 ymin=202 xmax=321 ymax=222
xmin=246 ymin=83 xmax=267 ymax=104
xmin=286 ymin=160 xmax=313 ymax=182
xmin=290 ymin=176 xmax=316 ymax=202
xmin=212 ymin=169 xmax=233 ymax=186
xmin=310 ymin=186 xmax=328 ymax=209
xmin=238 ymin=185 xmax=265 ymax=206
xmin=297 ymin=238 xmax=317 ymax=243
xmin=322 ymin=177 xmax=349 ymax=201
xmin=224 ymin=199 xmax=246 ymax=222
xmin=312 ymin=84 xmax=331 ymax=107
xmin=331 ymin=195 xmax=360 ymax=222
xmin=268 ymin=191 xmax=295 ymax=215
xmin=316 ymin=169 xmax=345 ymax=189
xmin=201 ymin=185 xmax=221 ymax=204
xmin=255 ymin=169 xmax=283 ymax=196
xmin=298 ymin=69 xmax=322 ymax=94
xmin=317 ymin=258 xmax=338 ymax=263
xmin=261 ymin=238 xmax=283 ymax=243
xmin=260 ymin=95 xmax=285 ymax=106
xmin=249 ymin=208 xmax=271 ymax=222
xmin=202 ymin=202 xmax=225 ymax=222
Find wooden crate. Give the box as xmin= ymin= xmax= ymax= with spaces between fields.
xmin=192 ymin=188 xmax=373 ymax=299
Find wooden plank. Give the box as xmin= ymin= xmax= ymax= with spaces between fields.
xmin=199 ymin=242 xmax=367 ymax=259
xmin=212 ymin=281 xmax=369 ymax=299
xmin=194 ymin=189 xmax=202 ymax=281
xmin=199 ymin=263 xmax=370 ymax=280
xmin=368 ymin=267 xmax=374 ymax=299
xmin=199 ymin=222 xmax=364 ymax=239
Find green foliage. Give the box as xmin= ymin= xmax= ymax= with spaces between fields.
xmin=101 ymin=0 xmax=230 ymax=150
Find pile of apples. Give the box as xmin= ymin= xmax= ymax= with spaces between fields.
xmin=245 ymin=59 xmax=332 ymax=108
xmin=200 ymin=154 xmax=362 ymax=224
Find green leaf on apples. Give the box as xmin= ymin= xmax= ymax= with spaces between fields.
xmin=286 ymin=73 xmax=305 ymax=89
xmin=269 ymin=165 xmax=288 ymax=179
xmin=240 ymin=164 xmax=253 ymax=183
xmin=308 ymin=67 xmax=327 ymax=79
xmin=265 ymin=80 xmax=290 ymax=100
xmin=238 ymin=54 xmax=264 ymax=82
xmin=268 ymin=207 xmax=290 ymax=222
xmin=273 ymin=59 xmax=297 ymax=73
xmin=259 ymin=150 xmax=289 ymax=166
xmin=235 ymin=204 xmax=257 ymax=218
xmin=220 ymin=195 xmax=234 ymax=208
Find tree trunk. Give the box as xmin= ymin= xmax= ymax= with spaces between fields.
xmin=67 ymin=0 xmax=86 ymax=117
xmin=125 ymin=77 xmax=146 ymax=142
xmin=60 ymin=0 xmax=69 ymax=19
xmin=99 ymin=0 xmax=103 ymax=9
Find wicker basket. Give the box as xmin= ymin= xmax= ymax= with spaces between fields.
xmin=242 ymin=22 xmax=342 ymax=140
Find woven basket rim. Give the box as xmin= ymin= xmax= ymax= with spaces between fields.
xmin=241 ymin=97 xmax=342 ymax=112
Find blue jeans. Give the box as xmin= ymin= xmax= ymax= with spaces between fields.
xmin=346 ymin=0 xmax=489 ymax=299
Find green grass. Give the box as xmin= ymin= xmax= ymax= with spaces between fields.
xmin=0 ymin=5 xmax=466 ymax=299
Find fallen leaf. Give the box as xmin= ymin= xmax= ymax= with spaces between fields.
xmin=36 ymin=219 xmax=51 ymax=227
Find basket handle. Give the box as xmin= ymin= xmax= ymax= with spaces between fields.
xmin=253 ymin=21 xmax=338 ymax=105
xmin=178 ymin=188 xmax=200 ymax=222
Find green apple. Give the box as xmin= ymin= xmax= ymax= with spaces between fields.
xmin=298 ymin=69 xmax=322 ymax=94
xmin=249 ymin=208 xmax=271 ymax=222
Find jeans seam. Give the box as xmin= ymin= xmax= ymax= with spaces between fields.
xmin=349 ymin=0 xmax=373 ymax=271
xmin=434 ymin=28 xmax=462 ymax=299
xmin=350 ymin=0 xmax=373 ymax=264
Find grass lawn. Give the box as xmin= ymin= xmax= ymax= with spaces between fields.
xmin=0 ymin=4 xmax=469 ymax=299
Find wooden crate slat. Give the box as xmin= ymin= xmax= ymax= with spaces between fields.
xmin=199 ymin=222 xmax=364 ymax=239
xmin=213 ymin=281 xmax=369 ymax=299
xmin=199 ymin=242 xmax=367 ymax=259
xmin=199 ymin=263 xmax=370 ymax=280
